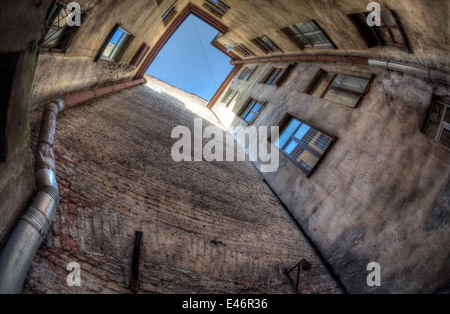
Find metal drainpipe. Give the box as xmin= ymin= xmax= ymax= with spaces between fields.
xmin=368 ymin=59 xmax=450 ymax=85
xmin=0 ymin=77 xmax=146 ymax=294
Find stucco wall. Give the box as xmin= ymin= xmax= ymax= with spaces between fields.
xmin=216 ymin=0 xmax=450 ymax=72
xmin=212 ymin=61 xmax=450 ymax=293
xmin=24 ymin=76 xmax=343 ymax=294
xmin=0 ymin=0 xmax=54 ymax=248
xmin=31 ymin=0 xmax=196 ymax=107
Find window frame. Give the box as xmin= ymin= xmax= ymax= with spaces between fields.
xmin=281 ymin=20 xmax=335 ymax=50
xmin=130 ymin=43 xmax=150 ymax=67
xmin=273 ymin=114 xmax=337 ymax=177
xmin=96 ymin=24 xmax=134 ymax=63
xmin=238 ymin=98 xmax=267 ymax=126
xmin=422 ymin=99 xmax=450 ymax=148
xmin=252 ymin=35 xmax=283 ymax=54
xmin=162 ymin=2 xmax=178 ymax=26
xmin=234 ymin=44 xmax=255 ymax=58
xmin=238 ymin=66 xmax=258 ymax=81
xmin=221 ymin=89 xmax=238 ymax=106
xmin=39 ymin=0 xmax=87 ymax=53
xmin=203 ymin=0 xmax=230 ymax=18
xmin=262 ymin=64 xmax=296 ymax=87
xmin=349 ymin=10 xmax=409 ymax=51
xmin=304 ymin=69 xmax=374 ymax=108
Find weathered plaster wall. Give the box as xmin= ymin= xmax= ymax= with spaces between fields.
xmin=31 ymin=0 xmax=450 ymax=107
xmin=0 ymin=0 xmax=54 ymax=248
xmin=216 ymin=0 xmax=450 ymax=72
xmin=212 ymin=62 xmax=450 ymax=293
xmin=24 ymin=75 xmax=343 ymax=294
xmin=31 ymin=0 xmax=196 ymax=107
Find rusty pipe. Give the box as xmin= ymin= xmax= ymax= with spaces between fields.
xmin=230 ymin=54 xmax=369 ymax=66
xmin=230 ymin=54 xmax=449 ymax=85
xmin=63 ymin=77 xmax=147 ymax=108
xmin=0 ymin=77 xmax=146 ymax=293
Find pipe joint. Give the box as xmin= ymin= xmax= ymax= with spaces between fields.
xmin=21 ymin=207 xmax=50 ymax=238
xmin=35 ymin=169 xmax=58 ymax=191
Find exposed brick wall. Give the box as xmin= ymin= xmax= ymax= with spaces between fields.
xmin=25 ymin=76 xmax=342 ymax=294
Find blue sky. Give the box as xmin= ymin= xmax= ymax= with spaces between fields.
xmin=146 ymin=15 xmax=234 ymax=101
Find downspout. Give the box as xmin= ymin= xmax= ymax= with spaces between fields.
xmin=0 ymin=77 xmax=146 ymax=294
xmin=368 ymin=59 xmax=450 ymax=85
xmin=230 ymin=54 xmax=450 ymax=85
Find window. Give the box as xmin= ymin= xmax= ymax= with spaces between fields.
xmin=130 ymin=43 xmax=150 ymax=67
xmin=234 ymin=44 xmax=255 ymax=58
xmin=275 ymin=116 xmax=335 ymax=176
xmin=252 ymin=35 xmax=283 ymax=54
xmin=222 ymin=89 xmax=238 ymax=106
xmin=282 ymin=20 xmax=334 ymax=49
xmin=162 ymin=3 xmax=177 ymax=26
xmin=97 ymin=25 xmax=134 ymax=62
xmin=39 ymin=1 xmax=85 ymax=53
xmin=305 ymin=70 xmax=372 ymax=108
xmin=238 ymin=66 xmax=258 ymax=81
xmin=262 ymin=64 xmax=296 ymax=87
xmin=203 ymin=0 xmax=229 ymax=18
xmin=349 ymin=10 xmax=408 ymax=50
xmin=422 ymin=100 xmax=450 ymax=148
xmin=239 ymin=99 xmax=267 ymax=125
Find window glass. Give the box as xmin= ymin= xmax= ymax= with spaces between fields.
xmin=276 ymin=118 xmax=301 ymax=149
xmin=276 ymin=117 xmax=334 ymax=175
xmin=439 ymin=128 xmax=450 ymax=147
xmin=101 ymin=27 xmax=131 ymax=61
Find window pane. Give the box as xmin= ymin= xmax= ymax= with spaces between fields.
xmin=276 ymin=118 xmax=301 ymax=148
xmin=43 ymin=9 xmax=70 ymax=46
xmin=253 ymin=102 xmax=263 ymax=112
xmin=294 ymin=124 xmax=311 ymax=141
xmin=262 ymin=36 xmax=274 ymax=48
xmin=381 ymin=10 xmax=397 ymax=27
xmin=111 ymin=33 xmax=130 ymax=60
xmin=324 ymin=89 xmax=361 ymax=108
xmin=425 ymin=102 xmax=444 ymax=139
xmin=296 ymin=150 xmax=318 ymax=172
xmin=439 ymin=128 xmax=450 ymax=148
xmin=111 ymin=29 xmax=125 ymax=44
xmin=245 ymin=112 xmax=256 ymax=123
xmin=331 ymin=75 xmax=369 ymax=93
xmin=389 ymin=28 xmax=404 ymax=44
xmin=284 ymin=140 xmax=298 ymax=154
xmin=287 ymin=25 xmax=302 ymax=36
xmin=444 ymin=107 xmax=450 ymax=124
xmin=310 ymin=133 xmax=333 ymax=153
xmin=298 ymin=21 xmax=317 ymax=33
xmin=240 ymin=103 xmax=252 ymax=119
xmin=310 ymin=72 xmax=334 ymax=97
xmin=265 ymin=69 xmax=280 ymax=84
xmin=378 ymin=28 xmax=394 ymax=44
xmin=306 ymin=33 xmax=322 ymax=45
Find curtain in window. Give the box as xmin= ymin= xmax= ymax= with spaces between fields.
xmin=276 ymin=118 xmax=333 ymax=175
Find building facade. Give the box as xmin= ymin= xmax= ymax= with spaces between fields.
xmin=0 ymin=0 xmax=449 ymax=293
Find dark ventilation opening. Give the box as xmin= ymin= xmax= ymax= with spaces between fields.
xmin=0 ymin=53 xmax=19 ymax=163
